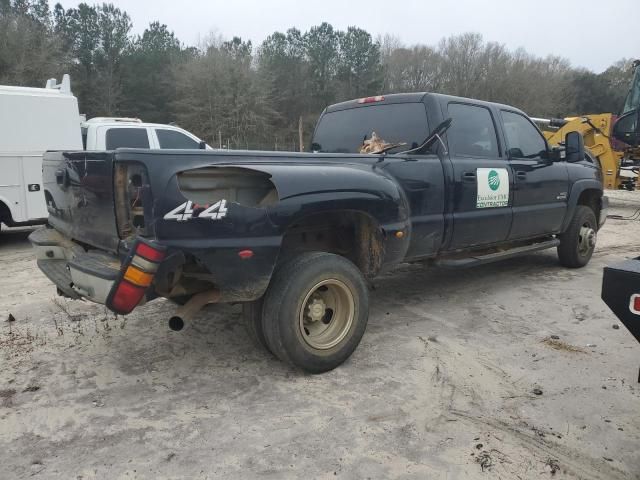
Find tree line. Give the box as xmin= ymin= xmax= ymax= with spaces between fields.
xmin=0 ymin=1 xmax=634 ymax=150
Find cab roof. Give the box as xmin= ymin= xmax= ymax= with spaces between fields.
xmin=325 ymin=92 xmax=527 ymax=117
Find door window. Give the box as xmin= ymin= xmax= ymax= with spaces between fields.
xmin=501 ymin=111 xmax=547 ymax=159
xmin=105 ymin=128 xmax=150 ymax=149
xmin=156 ymin=129 xmax=201 ymax=149
xmin=446 ymin=103 xmax=500 ymax=158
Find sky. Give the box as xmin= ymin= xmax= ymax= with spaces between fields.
xmin=54 ymin=0 xmax=639 ymax=73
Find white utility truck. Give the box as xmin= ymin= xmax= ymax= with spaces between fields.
xmin=0 ymin=75 xmax=207 ymax=229
xmin=0 ymin=75 xmax=81 ymax=227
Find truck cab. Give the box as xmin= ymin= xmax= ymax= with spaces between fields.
xmin=81 ymin=117 xmax=210 ymax=151
xmin=313 ymin=93 xmax=607 ymax=261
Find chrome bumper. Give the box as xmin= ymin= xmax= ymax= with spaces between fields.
xmin=29 ymin=227 xmax=121 ymax=304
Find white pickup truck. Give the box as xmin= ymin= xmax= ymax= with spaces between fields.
xmin=0 ymin=75 xmax=208 ymax=229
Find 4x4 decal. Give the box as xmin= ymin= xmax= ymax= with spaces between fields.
xmin=163 ymin=200 xmax=228 ymax=222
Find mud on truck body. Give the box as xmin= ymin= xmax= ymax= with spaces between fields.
xmin=31 ymin=93 xmax=608 ymax=372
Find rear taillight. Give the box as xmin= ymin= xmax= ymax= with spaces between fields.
xmin=631 ymin=294 xmax=640 ymax=315
xmin=115 ymin=163 xmax=151 ymax=239
xmin=107 ymin=239 xmax=166 ymax=315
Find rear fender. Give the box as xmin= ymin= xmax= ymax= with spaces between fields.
xmin=130 ymin=156 xmax=410 ymax=300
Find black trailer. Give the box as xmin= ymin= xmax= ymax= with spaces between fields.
xmin=602 ymin=257 xmax=640 ymax=381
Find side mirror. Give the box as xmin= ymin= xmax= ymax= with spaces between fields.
xmin=199 ymin=140 xmax=207 ymax=150
xmin=507 ymin=147 xmax=524 ymax=159
xmin=565 ymin=131 xmax=584 ymax=163
xmin=547 ymin=146 xmax=564 ymax=162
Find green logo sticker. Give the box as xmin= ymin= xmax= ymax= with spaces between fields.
xmin=488 ymin=170 xmax=500 ymax=191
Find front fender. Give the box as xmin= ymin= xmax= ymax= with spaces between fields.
xmin=561 ymin=179 xmax=603 ymax=232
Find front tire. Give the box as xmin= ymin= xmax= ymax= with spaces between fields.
xmin=261 ymin=252 xmax=369 ymax=373
xmin=557 ymin=205 xmax=597 ymax=268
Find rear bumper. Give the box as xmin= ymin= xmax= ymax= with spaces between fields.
xmin=31 ymin=226 xmax=283 ymax=308
xmin=29 ymin=227 xmax=121 ymax=304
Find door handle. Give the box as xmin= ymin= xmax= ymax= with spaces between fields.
xmin=516 ymin=171 xmax=527 ymax=180
xmin=55 ymin=168 xmax=69 ymax=189
xmin=462 ymin=171 xmax=476 ymax=182
xmin=55 ymin=169 xmax=65 ymax=185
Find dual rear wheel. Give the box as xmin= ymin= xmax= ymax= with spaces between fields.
xmin=243 ymin=252 xmax=369 ymax=373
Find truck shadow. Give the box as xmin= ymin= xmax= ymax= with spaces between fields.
xmin=372 ymin=250 xmax=565 ymax=303
xmin=112 ymin=249 xmax=568 ymax=379
xmin=0 ymin=226 xmax=36 ymax=252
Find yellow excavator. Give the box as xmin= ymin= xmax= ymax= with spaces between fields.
xmin=533 ymin=60 xmax=640 ymax=190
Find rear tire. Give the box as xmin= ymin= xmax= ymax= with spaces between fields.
xmin=557 ymin=205 xmax=597 ymax=268
xmin=242 ymin=298 xmax=272 ymax=354
xmin=262 ymin=252 xmax=369 ymax=373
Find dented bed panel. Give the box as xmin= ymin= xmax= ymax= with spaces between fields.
xmin=114 ymin=148 xmax=410 ymax=246
xmin=112 ymin=149 xmax=414 ymax=297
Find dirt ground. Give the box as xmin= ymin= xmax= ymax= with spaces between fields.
xmin=1 ymin=192 xmax=639 ymax=480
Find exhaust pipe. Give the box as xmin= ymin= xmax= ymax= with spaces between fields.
xmin=168 ymin=316 xmax=184 ymax=331
xmin=168 ymin=289 xmax=221 ymax=331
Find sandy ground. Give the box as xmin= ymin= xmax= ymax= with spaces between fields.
xmin=1 ymin=192 xmax=639 ymax=480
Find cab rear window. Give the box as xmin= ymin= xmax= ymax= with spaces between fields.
xmin=312 ymin=103 xmax=429 ymax=153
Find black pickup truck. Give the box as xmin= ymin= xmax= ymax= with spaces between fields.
xmin=30 ymin=93 xmax=608 ymax=372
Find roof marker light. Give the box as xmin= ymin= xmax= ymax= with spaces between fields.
xmin=357 ymin=96 xmax=385 ymax=104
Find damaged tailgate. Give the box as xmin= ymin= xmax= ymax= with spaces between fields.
xmin=43 ymin=150 xmax=120 ymax=252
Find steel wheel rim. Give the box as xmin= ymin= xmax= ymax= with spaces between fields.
xmin=298 ymin=279 xmax=355 ymax=350
xmin=578 ymin=223 xmax=596 ymax=256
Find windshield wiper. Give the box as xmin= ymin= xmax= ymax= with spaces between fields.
xmin=374 ymin=143 xmax=409 ymax=155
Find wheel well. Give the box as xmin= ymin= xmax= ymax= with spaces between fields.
xmin=577 ymin=189 xmax=602 ymax=219
xmin=0 ymin=201 xmax=12 ymax=226
xmin=280 ymin=211 xmax=384 ymax=277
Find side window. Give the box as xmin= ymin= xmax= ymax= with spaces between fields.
xmin=156 ymin=129 xmax=200 ymax=149
xmin=501 ymin=111 xmax=547 ymax=159
xmin=105 ymin=128 xmax=150 ymax=149
xmin=447 ymin=103 xmax=500 ymax=158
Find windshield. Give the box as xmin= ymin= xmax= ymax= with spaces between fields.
xmin=312 ymin=103 xmax=429 ymax=153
